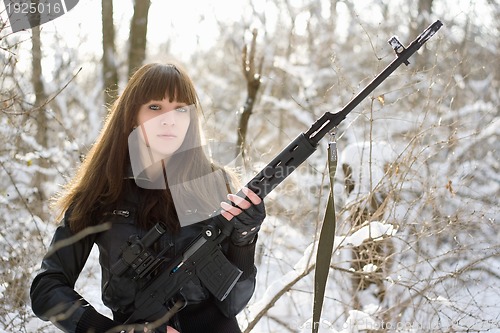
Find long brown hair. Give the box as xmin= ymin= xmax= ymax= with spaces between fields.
xmin=53 ymin=63 xmax=232 ymax=233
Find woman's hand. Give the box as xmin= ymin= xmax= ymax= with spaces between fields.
xmin=166 ymin=326 xmax=180 ymax=333
xmin=220 ymin=187 xmax=266 ymax=246
xmin=128 ymin=325 xmax=179 ymax=333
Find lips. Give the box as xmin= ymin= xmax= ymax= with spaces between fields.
xmin=158 ymin=133 xmax=177 ymax=138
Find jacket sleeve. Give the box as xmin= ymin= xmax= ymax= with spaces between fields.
xmin=215 ymin=238 xmax=258 ymax=317
xmin=30 ymin=213 xmax=118 ymax=333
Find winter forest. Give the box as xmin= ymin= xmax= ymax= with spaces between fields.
xmin=1 ymin=0 xmax=499 ymax=332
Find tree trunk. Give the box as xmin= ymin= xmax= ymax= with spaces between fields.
xmin=102 ymin=0 xmax=119 ymax=106
xmin=31 ymin=24 xmax=49 ymax=220
xmin=236 ymin=29 xmax=263 ymax=161
xmin=409 ymin=0 xmax=434 ymax=69
xmin=128 ymin=0 xmax=151 ymax=77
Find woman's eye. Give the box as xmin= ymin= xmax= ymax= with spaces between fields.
xmin=149 ymin=105 xmax=161 ymax=111
xmin=176 ymin=106 xmax=188 ymax=113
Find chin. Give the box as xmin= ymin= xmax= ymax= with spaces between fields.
xmin=154 ymin=146 xmax=183 ymax=159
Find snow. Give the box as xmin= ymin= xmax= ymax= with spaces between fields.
xmin=1 ymin=1 xmax=499 ymax=332
xmin=342 ymin=222 xmax=397 ymax=247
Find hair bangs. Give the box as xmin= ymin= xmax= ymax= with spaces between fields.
xmin=135 ymin=64 xmax=196 ymax=106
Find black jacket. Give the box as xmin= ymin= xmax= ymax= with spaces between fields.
xmin=30 ymin=182 xmax=258 ymax=333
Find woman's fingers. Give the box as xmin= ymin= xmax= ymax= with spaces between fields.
xmin=241 ymin=187 xmax=262 ymax=205
xmin=227 ymin=187 xmax=261 ymax=209
xmin=135 ymin=324 xmax=179 ymax=333
xmin=220 ymin=187 xmax=262 ymax=221
xmin=220 ymin=201 xmax=241 ymax=221
xmin=220 ymin=209 xmax=234 ymax=221
xmin=226 ymin=194 xmax=250 ymax=209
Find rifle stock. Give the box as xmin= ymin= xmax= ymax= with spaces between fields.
xmin=118 ymin=20 xmax=443 ymax=325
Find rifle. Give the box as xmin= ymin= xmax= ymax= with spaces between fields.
xmin=111 ymin=20 xmax=443 ymax=325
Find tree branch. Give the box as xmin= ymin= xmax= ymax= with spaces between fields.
xmin=236 ymin=29 xmax=264 ymax=160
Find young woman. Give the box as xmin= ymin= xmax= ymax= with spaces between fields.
xmin=30 ymin=63 xmax=266 ymax=333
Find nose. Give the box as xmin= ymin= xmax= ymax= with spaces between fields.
xmin=160 ymin=110 xmax=176 ymax=126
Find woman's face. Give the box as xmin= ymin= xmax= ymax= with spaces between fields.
xmin=136 ymin=97 xmax=192 ymax=159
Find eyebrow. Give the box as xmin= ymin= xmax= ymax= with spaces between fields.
xmin=146 ymin=100 xmax=188 ymax=107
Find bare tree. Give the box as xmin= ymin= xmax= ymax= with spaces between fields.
xmin=128 ymin=0 xmax=151 ymax=77
xmin=31 ymin=24 xmax=49 ymax=220
xmin=102 ymin=0 xmax=119 ymax=106
xmin=409 ymin=0 xmax=434 ymax=68
xmin=236 ymin=29 xmax=263 ymax=160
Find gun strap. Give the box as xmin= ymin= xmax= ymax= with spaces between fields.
xmin=312 ymin=134 xmax=338 ymax=333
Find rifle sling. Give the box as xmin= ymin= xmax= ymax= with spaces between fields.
xmin=312 ymin=136 xmax=337 ymax=333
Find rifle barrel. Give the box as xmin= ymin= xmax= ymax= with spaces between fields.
xmin=306 ymin=20 xmax=443 ymax=145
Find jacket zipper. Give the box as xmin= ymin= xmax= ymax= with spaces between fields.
xmin=112 ymin=209 xmax=130 ymax=217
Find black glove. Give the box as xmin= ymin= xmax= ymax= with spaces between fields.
xmin=230 ymin=200 xmax=266 ymax=246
